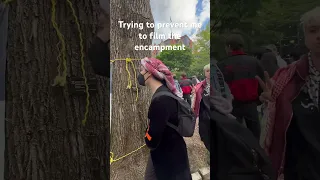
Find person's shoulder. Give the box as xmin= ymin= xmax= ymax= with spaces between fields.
xmin=273 ymin=62 xmax=296 ymax=79
xmin=243 ymin=55 xmax=260 ymax=62
xmin=225 ymin=54 xmax=256 ymax=63
xmin=195 ymin=80 xmax=205 ymax=88
xmin=153 ymin=91 xmax=177 ymax=103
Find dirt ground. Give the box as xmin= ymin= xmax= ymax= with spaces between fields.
xmin=184 ymin=119 xmax=210 ymax=173
xmin=110 ymin=119 xmax=209 ymax=180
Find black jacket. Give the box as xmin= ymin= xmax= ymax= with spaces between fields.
xmin=259 ymin=52 xmax=279 ymax=77
xmin=145 ymin=86 xmax=191 ymax=180
xmin=210 ymin=103 xmax=276 ymax=180
xmin=218 ymin=54 xmax=264 ymax=103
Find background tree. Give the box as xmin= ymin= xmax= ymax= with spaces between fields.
xmin=155 ymin=26 xmax=210 ymax=79
xmin=211 ymin=0 xmax=319 ymax=60
xmin=5 ymin=1 xmax=109 ymax=179
xmin=211 ymin=0 xmax=264 ymax=33
xmin=190 ymin=25 xmax=210 ymax=78
xmin=110 ymin=0 xmax=153 ymax=179
xmin=156 ymin=46 xmax=193 ymax=73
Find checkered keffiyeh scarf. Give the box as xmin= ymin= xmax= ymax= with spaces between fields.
xmin=303 ymin=52 xmax=320 ymax=108
xmin=141 ymin=57 xmax=183 ymax=98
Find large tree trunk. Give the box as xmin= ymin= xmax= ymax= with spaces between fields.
xmin=110 ymin=0 xmax=153 ymax=179
xmin=5 ymin=1 xmax=109 ymax=180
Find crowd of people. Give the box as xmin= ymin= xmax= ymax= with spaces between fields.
xmin=88 ymin=3 xmax=319 ymax=180
xmin=135 ymin=6 xmax=319 ymax=180
xmin=210 ymin=7 xmax=319 ymax=180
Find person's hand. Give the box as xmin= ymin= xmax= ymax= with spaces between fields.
xmin=255 ymin=71 xmax=274 ymax=103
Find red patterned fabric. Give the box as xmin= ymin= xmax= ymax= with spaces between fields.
xmin=141 ymin=57 xmax=183 ymax=98
xmin=263 ymin=59 xmax=302 ymax=179
xmin=231 ymin=50 xmax=246 ymax=55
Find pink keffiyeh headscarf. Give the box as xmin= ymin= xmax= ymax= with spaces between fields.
xmin=141 ymin=57 xmax=183 ymax=98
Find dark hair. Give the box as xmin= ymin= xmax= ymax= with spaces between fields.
xmin=260 ymin=52 xmax=279 ymax=77
xmin=252 ymin=47 xmax=270 ymax=60
xmin=181 ymin=73 xmax=187 ymax=78
xmin=290 ymin=47 xmax=305 ymax=61
xmin=172 ymin=74 xmax=176 ymax=79
xmin=225 ymin=34 xmax=245 ymax=50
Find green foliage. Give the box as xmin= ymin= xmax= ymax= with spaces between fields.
xmin=190 ymin=24 xmax=210 ymax=78
xmin=211 ymin=0 xmax=265 ymax=33
xmin=156 ymin=45 xmax=193 ymax=72
xmin=156 ymin=25 xmax=210 ymax=79
xmin=211 ymin=0 xmax=320 ymax=58
xmin=193 ymin=25 xmax=210 ymax=60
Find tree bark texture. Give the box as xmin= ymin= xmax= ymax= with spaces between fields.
xmin=110 ymin=0 xmax=154 ymax=179
xmin=5 ymin=1 xmax=109 ymax=180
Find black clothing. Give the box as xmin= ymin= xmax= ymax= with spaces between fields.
xmin=260 ymin=52 xmax=279 ymax=77
xmin=218 ymin=54 xmax=264 ymax=102
xmin=210 ymin=102 xmax=276 ymax=180
xmin=88 ymin=36 xmax=110 ymax=77
xmin=232 ymin=101 xmax=261 ymax=140
xmin=199 ymin=96 xmax=211 ymax=151
xmin=219 ymin=54 xmax=263 ymax=140
xmin=284 ymin=90 xmax=320 ymax=180
xmin=183 ymin=94 xmax=191 ymax=105
xmin=252 ymin=47 xmax=271 ymax=60
xmin=145 ymin=85 xmax=191 ymax=180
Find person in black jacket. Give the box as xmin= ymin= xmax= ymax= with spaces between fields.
xmin=252 ymin=47 xmax=279 ymax=77
xmin=217 ymin=34 xmax=265 ymax=140
xmin=259 ymin=52 xmax=279 ymax=78
xmin=88 ymin=2 xmax=110 ymax=77
xmin=138 ymin=57 xmax=191 ymax=180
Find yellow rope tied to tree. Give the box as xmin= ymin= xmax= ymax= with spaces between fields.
xmin=110 ymin=58 xmax=139 ymax=101
xmin=66 ymin=0 xmax=90 ymax=126
xmin=109 ymin=58 xmax=146 ymax=165
xmin=110 ymin=144 xmax=146 ymax=165
xmin=51 ymin=0 xmax=90 ymax=126
xmin=51 ymin=0 xmax=67 ymax=87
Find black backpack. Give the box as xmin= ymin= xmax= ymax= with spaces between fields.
xmin=152 ymin=91 xmax=196 ymax=137
xmin=209 ymin=60 xmax=275 ymax=180
xmin=210 ymin=107 xmax=276 ymax=180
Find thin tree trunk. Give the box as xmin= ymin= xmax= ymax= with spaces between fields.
xmin=110 ymin=0 xmax=154 ymax=179
xmin=5 ymin=1 xmax=109 ymax=180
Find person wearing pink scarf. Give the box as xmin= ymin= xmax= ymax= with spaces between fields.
xmin=139 ymin=57 xmax=191 ymax=180
xmin=258 ymin=7 xmax=320 ymax=180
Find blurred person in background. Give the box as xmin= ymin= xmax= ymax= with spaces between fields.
xmin=180 ymin=73 xmax=193 ymax=105
xmin=259 ymin=52 xmax=279 ymax=78
xmin=253 ymin=47 xmax=279 ymax=77
xmin=173 ymin=73 xmax=182 ymax=94
xmin=191 ymin=75 xmax=200 ymax=86
xmin=266 ymin=44 xmax=288 ymax=68
xmin=193 ymin=62 xmax=234 ymax=151
xmin=218 ymin=34 xmax=265 ymax=140
xmin=192 ymin=64 xmax=211 ymax=150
